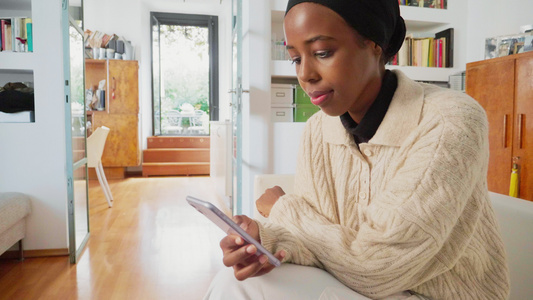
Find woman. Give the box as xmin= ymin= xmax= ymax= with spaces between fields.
xmin=206 ymin=0 xmax=510 ymax=299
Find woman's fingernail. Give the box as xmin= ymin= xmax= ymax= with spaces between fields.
xmin=236 ymin=237 xmax=242 ymax=245
xmin=280 ymin=250 xmax=286 ymax=258
xmin=259 ymin=256 xmax=267 ymax=264
xmin=246 ymin=245 xmax=255 ymax=254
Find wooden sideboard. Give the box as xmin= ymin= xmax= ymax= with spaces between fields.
xmin=85 ymin=59 xmax=140 ymax=178
xmin=466 ymin=51 xmax=533 ymax=201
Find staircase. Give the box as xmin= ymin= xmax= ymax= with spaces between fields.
xmin=142 ymin=136 xmax=210 ymax=177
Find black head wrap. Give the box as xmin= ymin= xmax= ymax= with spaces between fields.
xmin=285 ymin=0 xmax=406 ymax=59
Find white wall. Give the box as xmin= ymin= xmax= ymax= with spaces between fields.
xmin=467 ymin=0 xmax=533 ymax=63
xmin=240 ymin=0 xmax=273 ymax=216
xmin=272 ymin=122 xmax=305 ymax=174
xmin=0 ymin=0 xmax=69 ymax=251
xmin=84 ymin=0 xmax=232 ymax=155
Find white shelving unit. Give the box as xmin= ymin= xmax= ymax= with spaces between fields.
xmin=270 ymin=0 xmax=467 ymax=82
xmin=0 ymin=2 xmax=33 ymax=71
xmin=0 ymin=0 xmax=34 ymax=123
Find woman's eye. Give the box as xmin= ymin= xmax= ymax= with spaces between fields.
xmin=315 ymin=51 xmax=331 ymax=58
xmin=290 ymin=57 xmax=301 ymax=65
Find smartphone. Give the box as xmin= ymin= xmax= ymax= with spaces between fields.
xmin=186 ymin=196 xmax=281 ymax=267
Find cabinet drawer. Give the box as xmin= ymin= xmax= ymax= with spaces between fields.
xmin=271 ymin=106 xmax=293 ymax=122
xmin=294 ymin=104 xmax=320 ymax=122
xmin=271 ymin=84 xmax=294 ymax=105
xmin=295 ymin=85 xmax=312 ymax=105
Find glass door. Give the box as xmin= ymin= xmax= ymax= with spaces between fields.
xmin=151 ymin=13 xmax=219 ymax=136
xmin=151 ymin=14 xmax=162 ymax=136
xmin=62 ymin=0 xmax=90 ymax=263
xmin=231 ymin=0 xmax=243 ymax=215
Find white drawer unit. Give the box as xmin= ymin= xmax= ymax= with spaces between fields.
xmin=271 ymin=105 xmax=294 ymax=122
xmin=271 ymin=84 xmax=294 ymax=105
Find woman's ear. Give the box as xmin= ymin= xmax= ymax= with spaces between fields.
xmin=372 ymin=42 xmax=383 ymax=56
xmin=363 ymin=39 xmax=383 ymax=57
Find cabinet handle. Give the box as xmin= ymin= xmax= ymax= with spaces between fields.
xmin=503 ymin=114 xmax=508 ymax=148
xmin=518 ymin=114 xmax=523 ymax=149
xmin=112 ymin=77 xmax=116 ymax=99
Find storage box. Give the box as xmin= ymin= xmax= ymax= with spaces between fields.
xmin=271 ymin=105 xmax=294 ymax=122
xmin=294 ymin=85 xmax=312 ymax=105
xmin=294 ymin=104 xmax=320 ymax=122
xmin=271 ymin=84 xmax=294 ymax=105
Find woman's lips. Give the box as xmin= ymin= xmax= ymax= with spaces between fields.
xmin=309 ymin=91 xmax=332 ymax=106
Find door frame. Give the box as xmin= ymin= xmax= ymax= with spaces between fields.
xmin=150 ymin=12 xmax=219 ymax=136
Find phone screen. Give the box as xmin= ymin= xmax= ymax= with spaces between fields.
xmin=186 ymin=196 xmax=281 ymax=267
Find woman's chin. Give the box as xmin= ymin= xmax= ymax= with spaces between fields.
xmin=319 ymin=106 xmax=345 ymax=117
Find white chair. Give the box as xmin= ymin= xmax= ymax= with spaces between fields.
xmin=164 ymin=110 xmax=183 ymax=134
xmin=87 ymin=126 xmax=113 ymax=207
xmin=189 ymin=110 xmax=209 ymax=134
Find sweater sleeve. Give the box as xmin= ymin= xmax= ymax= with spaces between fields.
xmin=259 ymin=100 xmax=490 ymax=298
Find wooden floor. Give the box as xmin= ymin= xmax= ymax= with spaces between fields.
xmin=0 ymin=176 xmax=229 ymax=300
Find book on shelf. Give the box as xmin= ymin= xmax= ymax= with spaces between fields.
xmin=25 ymin=18 xmax=32 ymax=52
xmin=435 ymin=28 xmax=453 ymax=67
xmin=387 ymin=28 xmax=453 ymax=68
xmin=0 ymin=17 xmax=32 ymax=52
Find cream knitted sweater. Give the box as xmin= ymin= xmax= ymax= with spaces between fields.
xmin=258 ymin=71 xmax=510 ymax=299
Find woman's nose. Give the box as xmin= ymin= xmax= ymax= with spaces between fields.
xmin=297 ymin=58 xmax=320 ymax=83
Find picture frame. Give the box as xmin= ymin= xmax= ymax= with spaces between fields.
xmin=513 ymin=42 xmax=525 ymax=54
xmin=485 ymin=37 xmax=498 ymax=59
xmin=524 ymin=36 xmax=533 ymax=52
xmin=498 ymin=39 xmax=511 ymax=57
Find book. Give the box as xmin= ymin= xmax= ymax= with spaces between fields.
xmin=5 ymin=22 xmax=12 ymax=51
xmin=398 ymin=38 xmax=409 ymax=66
xmin=13 ymin=17 xmax=25 ymax=52
xmin=435 ymin=28 xmax=453 ymax=67
xmin=1 ymin=19 xmax=6 ymax=51
xmin=25 ymin=18 xmax=32 ymax=52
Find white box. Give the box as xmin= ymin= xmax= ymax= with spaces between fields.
xmin=0 ymin=111 xmax=35 ymax=123
xmin=271 ymin=105 xmax=293 ymax=122
xmin=271 ymin=84 xmax=294 ymax=105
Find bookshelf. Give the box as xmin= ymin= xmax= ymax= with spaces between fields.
xmin=270 ymin=0 xmax=465 ymax=82
xmin=0 ymin=0 xmax=34 ymax=123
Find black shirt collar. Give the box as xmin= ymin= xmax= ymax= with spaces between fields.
xmin=340 ymin=70 xmax=398 ymax=144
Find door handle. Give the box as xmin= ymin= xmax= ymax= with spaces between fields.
xmin=503 ymin=114 xmax=508 ymax=148
xmin=517 ymin=114 xmax=523 ymax=149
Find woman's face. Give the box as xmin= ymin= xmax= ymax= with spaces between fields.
xmin=284 ymin=3 xmax=384 ymax=121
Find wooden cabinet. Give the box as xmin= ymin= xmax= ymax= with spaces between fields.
xmin=466 ymin=51 xmax=533 ymax=201
xmin=85 ymin=59 xmax=140 ymax=174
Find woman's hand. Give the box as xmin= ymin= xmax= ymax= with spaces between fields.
xmin=220 ymin=215 xmax=286 ymax=280
xmin=256 ymin=186 xmax=286 ymax=218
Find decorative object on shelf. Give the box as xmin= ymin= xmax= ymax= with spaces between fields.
xmin=485 ymin=32 xmax=533 ymax=59
xmin=84 ymin=29 xmax=133 ymax=60
xmin=0 ymin=81 xmax=35 ymax=123
xmin=399 ymin=0 xmax=447 ymax=9
xmin=449 ymin=71 xmax=465 ymax=92
xmin=271 ymin=34 xmax=290 ymax=61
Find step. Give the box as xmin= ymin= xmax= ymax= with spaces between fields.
xmin=143 ymin=148 xmax=210 ymax=163
xmin=142 ymin=162 xmax=210 ymax=177
xmin=147 ymin=136 xmax=210 ymax=149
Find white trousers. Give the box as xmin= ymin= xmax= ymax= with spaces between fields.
xmin=204 ymin=264 xmax=421 ymax=300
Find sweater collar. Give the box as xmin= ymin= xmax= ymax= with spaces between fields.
xmin=322 ymin=70 xmax=424 ymax=147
